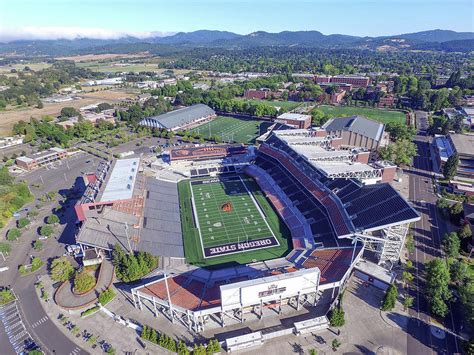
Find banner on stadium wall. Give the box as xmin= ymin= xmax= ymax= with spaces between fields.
xmin=220 ymin=268 xmax=320 ymax=309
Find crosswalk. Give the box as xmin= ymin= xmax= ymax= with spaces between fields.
xmin=31 ymin=315 xmax=48 ymax=328
xmin=69 ymin=345 xmax=82 ymax=355
xmin=0 ymin=301 xmax=38 ymax=354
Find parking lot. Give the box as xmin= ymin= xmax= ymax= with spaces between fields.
xmin=0 ymin=301 xmax=39 ymax=354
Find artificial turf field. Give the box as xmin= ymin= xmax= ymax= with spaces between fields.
xmin=178 ymin=175 xmax=291 ymax=267
xmin=189 ymin=116 xmax=273 ymax=144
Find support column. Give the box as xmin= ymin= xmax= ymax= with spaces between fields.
xmin=260 ymin=299 xmax=263 ymax=319
xmin=153 ymin=298 xmax=158 ymax=317
xmin=221 ymin=308 xmax=225 ymax=327
xmin=297 ymin=292 xmax=301 ymax=311
xmin=240 ymin=307 xmax=243 ymax=323
xmin=187 ymin=311 xmax=192 ymax=331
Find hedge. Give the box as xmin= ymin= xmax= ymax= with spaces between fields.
xmin=81 ymin=306 xmax=100 ymax=318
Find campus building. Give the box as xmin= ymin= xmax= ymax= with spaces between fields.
xmin=139 ymin=104 xmax=216 ymax=131
xmin=322 ymin=115 xmax=389 ymax=151
xmin=275 ymin=113 xmax=312 ymax=129
xmin=314 ymin=75 xmax=370 ymax=88
xmin=433 ymin=134 xmax=474 ymax=179
xmin=15 ymin=147 xmax=68 ymax=171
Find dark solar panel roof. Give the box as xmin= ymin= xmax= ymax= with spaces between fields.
xmin=340 ymin=183 xmax=419 ymax=231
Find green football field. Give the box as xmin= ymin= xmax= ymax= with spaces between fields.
xmin=189 ymin=116 xmax=273 ymax=144
xmin=178 ymin=175 xmax=291 ymax=267
xmin=317 ymin=105 xmax=406 ymax=124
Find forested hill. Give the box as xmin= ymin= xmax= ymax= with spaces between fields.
xmin=1 ymin=29 xmax=473 ymax=56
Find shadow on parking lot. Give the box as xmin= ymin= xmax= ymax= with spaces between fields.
xmin=56 ymin=177 xmax=87 ymax=245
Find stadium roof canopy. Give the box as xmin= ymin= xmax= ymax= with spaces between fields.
xmin=140 ymin=178 xmax=184 ymax=257
xmin=139 ymin=104 xmax=215 ymax=130
xmin=323 ymin=116 xmax=385 ymax=141
xmin=327 ymin=179 xmax=420 ymax=231
xmin=100 ymin=158 xmax=140 ymax=202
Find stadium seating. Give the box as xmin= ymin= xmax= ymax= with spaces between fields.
xmin=258 ymin=144 xmax=353 ymax=237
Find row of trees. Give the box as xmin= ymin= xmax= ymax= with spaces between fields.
xmin=112 ymin=244 xmax=158 ymax=283
xmin=141 ymin=324 xmax=220 ymax=355
xmin=12 ymin=115 xmax=117 ymax=147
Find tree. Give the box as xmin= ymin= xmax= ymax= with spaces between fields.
xmin=50 ymin=256 xmax=75 ymax=282
xmin=177 ymin=341 xmax=190 ymax=355
xmin=60 ymin=107 xmax=80 ymax=118
xmin=0 ymin=243 xmax=11 ymax=254
xmin=402 ymin=271 xmax=414 ymax=286
xmin=33 ymin=240 xmax=43 ymax=251
xmin=329 ymin=306 xmax=345 ymax=327
xmin=74 ymin=271 xmax=96 ymax=293
xmin=388 ymin=139 xmax=418 ymax=166
xmin=425 ymin=258 xmax=451 ymax=317
xmin=443 ymin=153 xmax=459 ymax=180
xmin=0 ymin=288 xmax=15 ymax=305
xmin=458 ymin=223 xmax=472 ymax=240
xmin=6 ymin=228 xmax=21 ymax=241
xmin=405 ymin=235 xmax=415 ymax=253
xmin=449 ymin=202 xmax=464 ymax=225
xmin=443 ymin=232 xmax=460 ymax=258
xmin=46 ymin=214 xmax=60 ymax=225
xmin=39 ymin=225 xmax=53 ymax=237
xmin=450 ymin=259 xmax=468 ymax=284
xmin=381 ymin=284 xmax=398 ymax=311
xmin=331 ymin=338 xmax=341 ymax=352
xmin=403 ymin=295 xmax=414 ymax=311
xmin=17 ymin=217 xmax=30 ymax=229
xmin=193 ymin=344 xmax=206 ymax=355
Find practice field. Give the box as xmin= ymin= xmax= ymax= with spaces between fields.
xmin=179 ymin=175 xmax=291 ymax=267
xmin=244 ymin=99 xmax=301 ymax=111
xmin=189 ymin=116 xmax=272 ymax=144
xmin=317 ymin=105 xmax=406 ymax=124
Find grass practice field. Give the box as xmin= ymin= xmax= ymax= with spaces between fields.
xmin=189 ymin=116 xmax=272 ymax=144
xmin=244 ymin=99 xmax=301 ymax=111
xmin=179 ymin=175 xmax=291 ymax=267
xmin=317 ymin=105 xmax=406 ymax=124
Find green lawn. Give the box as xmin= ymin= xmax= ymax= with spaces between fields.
xmin=244 ymin=99 xmax=301 ymax=111
xmin=178 ymin=176 xmax=291 ymax=267
xmin=189 ymin=116 xmax=273 ymax=144
xmin=317 ymin=105 xmax=406 ymax=124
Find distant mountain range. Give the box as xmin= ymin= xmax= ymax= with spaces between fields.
xmin=1 ymin=29 xmax=473 ymax=56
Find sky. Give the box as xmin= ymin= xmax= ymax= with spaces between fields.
xmin=0 ymin=0 xmax=473 ymax=42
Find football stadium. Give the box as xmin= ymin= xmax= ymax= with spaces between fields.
xmin=74 ymin=117 xmax=420 ymax=340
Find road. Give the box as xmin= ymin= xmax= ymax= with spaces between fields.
xmin=0 ymin=152 xmax=97 ymax=355
xmin=405 ymin=111 xmax=458 ymax=354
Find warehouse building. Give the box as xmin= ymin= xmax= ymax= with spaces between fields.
xmin=139 ymin=104 xmax=216 ymax=131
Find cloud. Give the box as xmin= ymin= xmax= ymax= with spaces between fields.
xmin=0 ymin=26 xmax=174 ymax=42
